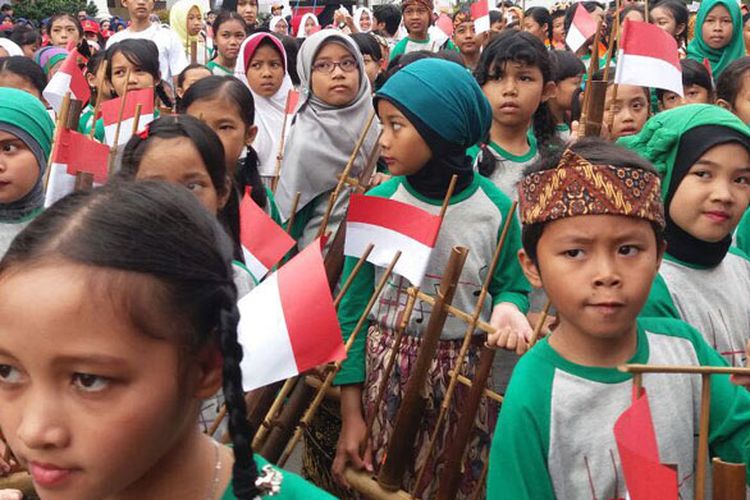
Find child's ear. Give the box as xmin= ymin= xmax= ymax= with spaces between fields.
xmin=675 ymin=23 xmax=686 ymax=38
xmin=192 ymin=343 xmax=223 ymax=398
xmin=245 ymin=124 xmax=258 ymax=147
xmin=541 ymin=81 xmax=557 ymax=103
xmin=176 ymin=86 xmax=185 ymax=99
xmin=518 ymin=248 xmax=543 ymax=289
xmin=716 ymin=98 xmax=734 ymax=111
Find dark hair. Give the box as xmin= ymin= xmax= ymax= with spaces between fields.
xmin=520 ymin=138 xmax=664 ymax=264
xmin=651 ymin=0 xmax=689 ymax=47
xmin=744 ymin=11 xmax=750 ymax=26
xmin=0 ymin=4 xmax=11 ymax=12
xmin=9 ymin=24 xmax=41 ymax=48
xmin=0 ymin=56 xmax=47 ymax=97
xmin=350 ymin=32 xmax=383 ymax=61
xmin=524 ymin=7 xmax=553 ymax=41
xmin=212 ymin=9 xmax=248 ymax=36
xmin=46 ymin=13 xmax=83 ymax=39
xmin=489 ymin=10 xmax=504 ymax=25
xmin=373 ymin=4 xmax=402 ymax=36
xmin=274 ymin=35 xmax=300 ymax=86
xmin=620 ymin=4 xmax=645 ymax=23
xmin=549 ymin=49 xmax=585 ymax=82
xmin=475 ymin=30 xmax=559 ymax=177
xmin=106 ymin=39 xmax=173 ymax=108
xmin=0 ymin=180 xmax=259 ymax=499
xmin=716 ymin=56 xmax=750 ymax=107
xmin=656 ymin=58 xmax=713 ymax=101
xmin=177 ymin=63 xmax=210 ymax=89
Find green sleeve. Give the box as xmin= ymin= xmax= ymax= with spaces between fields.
xmin=639 ymin=272 xmax=681 ymax=319
xmin=489 ymin=348 xmax=556 ymax=499
xmin=93 ymin=117 xmax=105 ymax=143
xmin=466 ymin=145 xmax=480 ymax=163
xmin=285 ymin=194 xmax=319 ymax=243
xmin=332 ymin=256 xmax=375 ymax=386
xmin=444 ymin=39 xmax=458 ymax=52
xmin=389 ymin=38 xmax=408 ymax=61
xmin=264 ymin=186 xmax=283 ymax=226
xmin=736 ymin=210 xmax=750 ymax=255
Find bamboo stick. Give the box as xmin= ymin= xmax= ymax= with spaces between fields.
xmin=407 ymin=289 xmax=496 ymax=335
xmin=620 ymin=364 xmax=750 ymax=376
xmin=695 ymin=374 xmax=710 ymax=500
xmin=449 ymin=371 xmax=504 ymax=404
xmin=607 ymin=83 xmax=619 ymax=136
xmin=602 ymin=2 xmax=619 ymax=83
xmin=190 ymin=40 xmax=198 ymax=64
xmin=131 ymin=103 xmax=143 ymax=136
xmin=528 ymin=300 xmax=551 ymax=347
xmin=271 ymin=89 xmax=296 ymax=193
xmin=470 ymin=459 xmax=490 ymax=500
xmin=108 ymin=69 xmax=131 ymax=176
xmin=579 ymin=19 xmax=603 ymax=129
xmin=334 ymin=243 xmax=374 ymax=308
xmin=88 ymin=60 xmax=108 ymax=139
xmin=43 ymin=92 xmax=72 ymax=193
xmin=284 ymin=191 xmax=301 ymax=236
xmin=343 ymin=468 xmax=413 ymax=499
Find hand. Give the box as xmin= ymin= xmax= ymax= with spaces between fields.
xmin=730 ymin=339 xmax=750 ymax=389
xmin=369 ymin=173 xmax=391 ymax=187
xmin=332 ymin=412 xmax=373 ymax=488
xmin=486 ymin=302 xmax=533 ymax=355
xmin=0 ymin=490 xmax=22 ymax=500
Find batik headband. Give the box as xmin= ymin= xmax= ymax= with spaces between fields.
xmin=518 ymin=149 xmax=665 ymax=228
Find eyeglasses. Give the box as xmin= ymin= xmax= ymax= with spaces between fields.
xmin=312 ymin=58 xmax=358 ymax=74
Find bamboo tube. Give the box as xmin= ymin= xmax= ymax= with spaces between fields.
xmin=344 ymin=468 xmax=413 ymax=500
xmin=620 ymin=364 xmax=750 ymax=376
xmin=74 ymin=172 xmax=94 ymax=192
xmin=277 ymin=251 xmax=403 ymax=466
xmin=470 ymin=459 xmax=490 ymax=500
xmin=712 ymin=458 xmax=746 ymax=500
xmin=602 ymin=1 xmax=619 ymax=83
xmin=271 ymin=89 xmax=296 ymax=194
xmin=407 ymin=289 xmax=496 ymax=335
xmin=0 ymin=471 xmax=34 ymax=496
xmin=304 ymin=375 xmax=341 ymax=401
xmin=528 ymin=300 xmax=552 ymax=347
xmin=131 ymin=103 xmax=143 ymax=136
xmin=413 ymin=201 xmax=518 ymax=493
xmin=284 ymin=192 xmax=301 ymax=236
xmin=695 ymin=374 xmax=710 ymax=500
xmin=607 ymin=83 xmax=619 ymax=136
xmin=43 ymin=92 xmax=73 ymax=193
xmin=190 ymin=40 xmax=198 ymax=64
xmin=580 ymin=19 xmax=603 ymax=124
xmin=88 ymin=60 xmax=108 ymax=139
xmin=108 ymin=70 xmax=131 ymax=176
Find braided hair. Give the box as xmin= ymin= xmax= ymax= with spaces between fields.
xmin=0 ymin=181 xmax=260 ymax=498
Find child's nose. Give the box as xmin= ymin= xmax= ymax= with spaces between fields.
xmin=16 ymin=397 xmax=70 ymax=450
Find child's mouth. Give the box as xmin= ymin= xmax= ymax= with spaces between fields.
xmin=704 ymin=210 xmax=730 ymax=223
xmin=29 ymin=461 xmax=78 ymax=488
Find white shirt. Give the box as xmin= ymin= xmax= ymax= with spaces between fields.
xmin=106 ymin=23 xmax=188 ymax=85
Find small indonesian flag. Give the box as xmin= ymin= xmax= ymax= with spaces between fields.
xmin=615 ymin=20 xmax=683 ymax=96
xmin=45 ymin=129 xmax=109 ymax=207
xmin=345 ymin=194 xmax=441 ymax=286
xmin=436 ymin=13 xmax=454 ymax=37
xmin=101 ymin=87 xmax=155 ymax=146
xmin=239 ymin=188 xmax=296 ymax=281
xmin=238 ymin=240 xmax=345 ymax=391
xmin=42 ymin=49 xmax=91 ymax=113
xmin=285 ymin=89 xmax=300 ymax=114
xmin=565 ymin=3 xmax=598 ymax=53
xmin=470 ymin=0 xmax=491 ymax=34
xmin=614 ymin=388 xmax=679 ymax=499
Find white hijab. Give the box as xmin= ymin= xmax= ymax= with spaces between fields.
xmin=0 ymin=38 xmax=23 ymax=57
xmin=235 ymin=33 xmax=294 ymax=178
xmin=269 ymin=15 xmax=288 ymax=35
xmin=297 ymin=13 xmax=319 ymax=38
xmin=353 ymin=7 xmax=373 ymax=33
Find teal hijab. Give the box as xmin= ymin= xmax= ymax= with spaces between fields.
xmin=687 ymin=0 xmax=745 ymax=77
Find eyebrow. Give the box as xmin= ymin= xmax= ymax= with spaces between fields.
xmin=0 ymin=347 xmax=130 ymax=369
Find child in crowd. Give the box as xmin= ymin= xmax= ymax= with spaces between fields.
xmin=489 ymin=137 xmax=750 ymax=499
xmin=657 ymin=58 xmax=714 ymax=110
xmin=389 ymin=0 xmax=456 ymax=60
xmin=107 ymin=0 xmax=188 ymax=89
xmin=350 ymin=33 xmax=384 ymax=90
xmin=275 ymin=30 xmax=379 ymax=248
xmin=235 ymin=33 xmax=293 ymax=188
xmin=716 ymin=57 xmax=750 ymax=124
xmin=296 ymin=13 xmax=320 ymax=38
xmin=0 ymin=180 xmax=334 ymax=499
xmin=354 ymin=7 xmax=373 ymax=33
xmin=452 ymin=10 xmax=481 ymax=71
xmin=236 ymin=0 xmax=259 ymax=31
xmin=590 ymin=68 xmax=650 ymax=140
xmin=548 ymin=50 xmax=585 ymax=142
xmin=373 ymin=4 xmax=402 ymax=45
xmin=46 ymin=13 xmax=82 ymax=48
xmin=0 ymin=88 xmax=54 ymax=257
xmin=175 ymin=63 xmax=211 ymax=100
xmin=206 ymin=10 xmax=246 ymax=76
xmin=523 ymin=6 xmax=552 ymax=46
xmin=650 ymin=0 xmax=689 ymax=56
xmin=0 ymin=56 xmax=47 ymax=101
xmin=78 ymin=51 xmax=109 ymax=132
xmin=687 ymin=0 xmax=745 ymax=78
xmin=473 ymin=30 xmax=557 ymax=198
xmin=332 ymin=57 xmax=531 ymax=499
xmin=8 ymin=24 xmax=41 ymax=58
xmin=270 ymin=16 xmax=289 ymax=37
xmin=621 ymin=105 xmax=750 ymax=367
xmin=170 ymin=0 xmax=209 ymax=65
xmin=550 ymin=2 xmax=567 ymax=49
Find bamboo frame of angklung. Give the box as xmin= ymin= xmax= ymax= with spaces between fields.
xmin=271 ymin=89 xmax=298 ymax=194
xmin=579 ymin=17 xmax=604 ymax=135
xmin=604 ymin=0 xmax=621 ymax=135
xmin=620 ymin=363 xmax=750 ymax=500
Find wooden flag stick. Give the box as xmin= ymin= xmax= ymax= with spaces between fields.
xmin=43 ymin=92 xmax=72 ymax=193
xmin=695 ymin=374 xmax=710 ymax=500
xmin=276 ymin=251 xmax=402 ymax=466
xmin=88 ymin=59 xmax=109 ymax=139
xmin=407 ymin=288 xmax=496 ymax=335
xmin=438 ymin=175 xmax=458 ymax=221
xmin=619 ymin=364 xmax=750 ymax=376
xmin=271 ymin=89 xmax=296 ymax=193
xmin=579 ymin=19 xmax=604 ymax=127
xmin=414 ymin=201 xmax=518 ymax=494
xmin=108 ymin=69 xmax=131 ymax=175
xmin=131 ymin=103 xmax=143 ymax=136
xmin=602 ymin=2 xmax=619 ymax=83
xmin=284 ymin=191 xmax=302 ymax=236
xmin=528 ymin=299 xmax=552 ymax=347
xmin=333 ymin=243 xmax=374 ymax=308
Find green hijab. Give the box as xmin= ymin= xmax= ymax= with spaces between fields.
xmin=687 ymin=0 xmax=745 ymax=77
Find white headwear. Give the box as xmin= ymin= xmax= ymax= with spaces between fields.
xmin=269 ymin=15 xmax=288 ymax=35
xmin=353 ymin=7 xmax=373 ymax=33
xmin=297 ymin=12 xmax=319 ymax=38
xmin=0 ymin=38 xmax=23 ymax=57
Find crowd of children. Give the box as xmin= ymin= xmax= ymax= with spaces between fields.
xmin=1 ymin=0 xmax=750 ymax=498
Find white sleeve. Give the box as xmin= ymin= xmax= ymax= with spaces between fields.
xmin=167 ymin=31 xmax=189 ymax=79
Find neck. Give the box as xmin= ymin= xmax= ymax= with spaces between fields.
xmin=460 ymin=50 xmax=480 ymax=70
xmin=549 ymin=319 xmax=638 ymax=368
xmin=128 ymin=16 xmax=151 ymax=32
xmin=215 ymin=53 xmax=235 ymax=69
xmin=489 ymin=120 xmax=531 ymax=156
xmin=409 ymin=31 xmax=428 ymax=41
xmin=548 ymin=101 xmax=566 ymax=125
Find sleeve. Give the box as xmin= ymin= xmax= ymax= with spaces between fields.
xmin=285 ymin=196 xmax=317 ymax=243
xmin=333 ymin=256 xmax=375 ymax=386
xmin=488 ymin=354 xmax=556 ymax=499
xmin=389 ymin=38 xmax=407 ymax=61
xmin=639 ymin=273 xmax=681 ymax=319
xmin=736 ymin=211 xmax=750 ymax=255
xmin=93 ymin=118 xmax=105 ymax=143
xmin=488 ymin=194 xmax=531 ymax=312
xmin=264 ymin=187 xmax=283 ymax=226
xmin=168 ymin=31 xmax=189 ymax=78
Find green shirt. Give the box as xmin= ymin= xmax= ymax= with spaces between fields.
xmin=389 ymin=36 xmax=458 ymax=61
xmin=334 ymin=175 xmax=530 ymax=385
xmin=489 ymin=317 xmax=750 ymax=499
xmin=207 ymin=60 xmax=234 ymax=76
xmin=220 ymin=454 xmax=335 ymax=499
xmin=737 ymin=209 xmax=750 ymax=255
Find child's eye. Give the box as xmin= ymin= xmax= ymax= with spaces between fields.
xmin=563 ymin=249 xmax=583 ymax=258
xmin=618 ymin=245 xmax=640 ymax=256
xmin=0 ymin=143 xmax=18 ymax=153
xmin=71 ymin=373 xmax=110 ymax=393
xmin=0 ymin=364 xmax=23 ymax=385
xmin=391 ymin=122 xmax=403 ymax=132
xmin=693 ymin=170 xmax=710 ymax=179
xmin=186 ymin=182 xmax=204 ymax=191
xmin=735 ymin=175 xmax=750 ymax=185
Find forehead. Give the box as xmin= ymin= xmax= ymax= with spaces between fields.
xmin=315 ymin=41 xmax=354 ymax=60
xmin=614 ymin=84 xmax=648 ymax=100
xmin=697 ymin=141 xmax=750 ymax=166
xmin=540 ymin=214 xmax=655 ymax=243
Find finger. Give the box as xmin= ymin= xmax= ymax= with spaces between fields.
xmin=363 ymin=439 xmax=374 ymax=473
xmin=505 ymin=329 xmax=517 ymax=351
xmin=331 ymin=454 xmax=351 ymax=488
xmin=347 ymin=446 xmax=365 ymax=470
xmin=516 ymin=338 xmax=528 ymax=356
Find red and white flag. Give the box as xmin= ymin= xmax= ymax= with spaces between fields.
xmin=436 ymin=13 xmax=454 ymax=37
xmin=345 ymin=194 xmax=441 ymax=286
xmin=615 ymin=20 xmax=683 ymax=96
xmin=239 ymin=188 xmax=295 ymax=281
xmin=470 ymin=0 xmax=491 ymax=34
xmin=285 ymin=89 xmax=300 ymax=114
xmin=237 ymin=240 xmax=345 ymax=391
xmin=42 ymin=49 xmax=91 ymax=114
xmin=565 ymin=3 xmax=598 ymax=53
xmin=45 ymin=128 xmax=109 ymax=207
xmin=101 ymin=87 xmax=155 ymax=146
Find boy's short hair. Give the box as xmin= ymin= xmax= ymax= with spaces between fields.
xmin=656 ymin=58 xmax=713 ymax=101
xmin=373 ymin=4 xmax=401 ymax=36
xmin=520 ymin=138 xmax=665 ymax=264
xmin=716 ymin=56 xmax=750 ymax=107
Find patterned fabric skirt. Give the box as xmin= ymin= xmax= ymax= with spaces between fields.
xmin=364 ymin=325 xmax=498 ymax=499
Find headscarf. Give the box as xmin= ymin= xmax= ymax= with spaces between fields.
xmin=269 ymin=16 xmax=288 ymax=35
xmin=686 ymin=0 xmax=745 ymax=77
xmin=618 ymin=104 xmax=750 ymax=267
xmin=353 ymin=7 xmax=373 ymax=33
xmin=235 ymin=33 xmax=294 ymax=178
xmin=33 ymin=46 xmax=68 ymax=76
xmin=0 ymin=38 xmax=23 ymax=57
xmin=0 ymin=88 xmax=55 ymax=222
xmin=295 ymin=13 xmax=319 ymax=38
xmin=169 ymin=0 xmax=203 ymax=50
xmin=374 ymin=58 xmax=492 ymax=199
xmin=275 ymin=29 xmax=379 ymax=220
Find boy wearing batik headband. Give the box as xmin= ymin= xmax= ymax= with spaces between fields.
xmin=488 ymin=138 xmax=750 ymax=499
xmin=389 ymin=0 xmax=456 ymax=60
xmin=452 ymin=10 xmax=480 ymax=70
xmin=619 ymin=104 xmax=750 ymax=367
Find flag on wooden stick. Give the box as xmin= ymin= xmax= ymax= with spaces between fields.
xmin=237 ymin=240 xmax=345 ymax=391
xmin=345 ymin=194 xmax=441 ymax=286
xmin=565 ymin=3 xmax=598 ymax=53
xmin=43 ymin=49 xmax=91 ymax=113
xmin=45 ymin=129 xmax=109 ymax=207
xmin=101 ymin=87 xmax=155 ymax=146
xmin=615 ymin=20 xmax=683 ymax=96
xmin=470 ymin=0 xmax=491 ymax=34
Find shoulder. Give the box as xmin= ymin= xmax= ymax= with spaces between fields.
xmin=728 ymin=245 xmax=750 ymax=262
xmin=475 ymin=175 xmax=514 ymax=213
xmin=638 ymin=316 xmax=705 ymax=345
